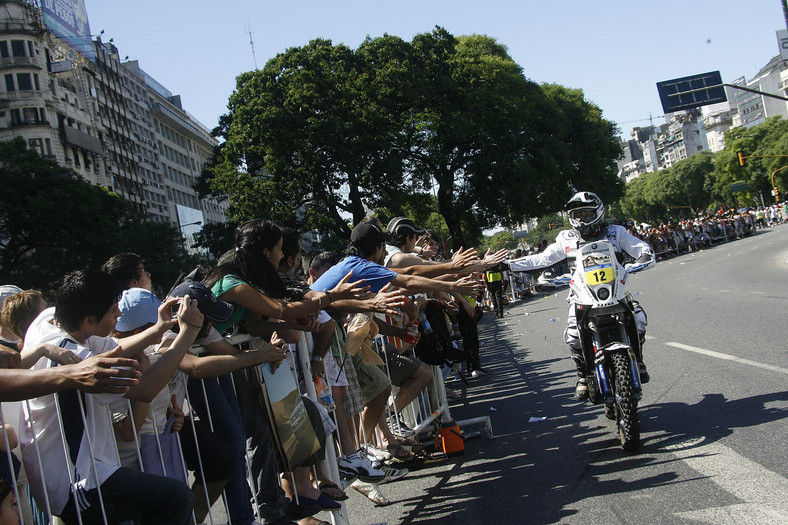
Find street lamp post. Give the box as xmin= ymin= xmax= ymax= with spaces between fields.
xmin=178 ymin=220 xmax=202 ymax=231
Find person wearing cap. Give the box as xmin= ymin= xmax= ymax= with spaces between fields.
xmin=383 ymin=217 xmax=507 ymax=400
xmin=19 ymin=269 xmax=200 ymax=524
xmin=384 ymin=216 xmax=509 ymax=277
xmin=117 ymin=283 xmax=286 ymax=525
xmin=309 ymin=221 xmax=485 ymax=460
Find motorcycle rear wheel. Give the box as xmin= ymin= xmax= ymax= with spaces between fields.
xmin=611 ymin=352 xmax=640 ymax=452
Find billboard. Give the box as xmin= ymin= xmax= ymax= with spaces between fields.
xmin=40 ymin=0 xmax=95 ymax=62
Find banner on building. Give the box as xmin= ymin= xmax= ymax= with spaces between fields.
xmin=40 ymin=0 xmax=95 ymax=62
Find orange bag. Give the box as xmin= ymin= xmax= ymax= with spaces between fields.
xmin=435 ymin=420 xmax=464 ymax=456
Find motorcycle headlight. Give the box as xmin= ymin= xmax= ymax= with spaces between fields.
xmin=596 ymin=287 xmax=610 ymax=301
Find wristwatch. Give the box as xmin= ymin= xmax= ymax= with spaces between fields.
xmin=311 ymin=355 xmax=323 ymax=362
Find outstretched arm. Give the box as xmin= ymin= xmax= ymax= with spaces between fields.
xmin=0 ymin=350 xmax=143 ymax=401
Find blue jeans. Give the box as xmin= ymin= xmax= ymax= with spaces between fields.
xmin=59 ymin=466 xmax=192 ymax=524
xmin=188 ymin=374 xmax=253 ymax=525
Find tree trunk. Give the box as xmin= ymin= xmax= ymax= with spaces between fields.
xmin=436 ymin=172 xmax=466 ymax=250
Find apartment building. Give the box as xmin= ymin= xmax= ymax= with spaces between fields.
xmin=0 ymin=0 xmax=227 ymax=251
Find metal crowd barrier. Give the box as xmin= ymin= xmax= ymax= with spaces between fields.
xmin=0 ymin=310 xmax=494 ymax=525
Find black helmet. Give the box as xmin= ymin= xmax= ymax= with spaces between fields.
xmin=565 ymin=192 xmax=605 ymax=238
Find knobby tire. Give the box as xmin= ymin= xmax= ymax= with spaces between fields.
xmin=611 ymin=352 xmax=640 ymax=452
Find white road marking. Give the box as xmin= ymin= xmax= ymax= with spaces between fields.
xmin=665 ymin=341 xmax=788 ymax=376
xmin=669 ymin=441 xmax=788 ymax=523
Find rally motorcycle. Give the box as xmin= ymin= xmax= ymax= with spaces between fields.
xmin=568 ymin=240 xmax=647 ymax=452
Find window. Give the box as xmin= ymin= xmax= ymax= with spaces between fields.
xmin=27 ymin=41 xmax=34 ymax=57
xmin=0 ymin=42 xmax=8 ymax=58
xmin=17 ymin=73 xmax=32 ymax=91
xmin=5 ymin=74 xmax=14 ymax=92
xmin=10 ymin=109 xmax=21 ymax=126
xmin=11 ymin=40 xmax=25 ymax=57
xmin=29 ymin=138 xmax=43 ymax=156
xmin=23 ymin=107 xmax=37 ymax=124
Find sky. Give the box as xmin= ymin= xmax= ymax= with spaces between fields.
xmin=82 ymin=0 xmax=788 ymax=138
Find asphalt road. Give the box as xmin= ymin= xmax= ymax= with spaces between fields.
xmin=341 ymin=223 xmax=788 ymax=525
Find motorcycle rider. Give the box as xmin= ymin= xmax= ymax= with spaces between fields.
xmin=507 ymin=192 xmax=655 ymax=400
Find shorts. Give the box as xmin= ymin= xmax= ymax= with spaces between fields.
xmin=338 ymin=351 xmax=364 ymax=417
xmin=380 ymin=342 xmax=423 ymax=387
xmin=352 ymin=351 xmax=390 ymax=405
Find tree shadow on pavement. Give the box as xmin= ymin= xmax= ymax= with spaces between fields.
xmin=384 ymin=317 xmax=689 ymax=525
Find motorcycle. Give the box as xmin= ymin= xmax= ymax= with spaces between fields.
xmin=553 ymin=240 xmax=649 ymax=451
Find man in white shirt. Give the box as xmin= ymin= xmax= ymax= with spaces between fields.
xmin=20 ymin=269 xmax=202 ymax=524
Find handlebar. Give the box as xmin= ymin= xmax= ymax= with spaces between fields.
xmin=624 ymin=262 xmax=650 ymax=274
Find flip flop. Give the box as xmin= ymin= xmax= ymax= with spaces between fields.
xmin=294 ymin=493 xmax=341 ymax=510
xmin=396 ymin=437 xmax=426 ymax=456
xmin=386 ymin=442 xmax=415 ymax=462
xmin=318 ymin=481 xmax=349 ymax=501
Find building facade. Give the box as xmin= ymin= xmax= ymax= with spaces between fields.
xmin=0 ymin=0 xmax=227 ymax=252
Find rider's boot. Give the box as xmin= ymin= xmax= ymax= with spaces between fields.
xmin=571 ymin=348 xmax=589 ymax=401
xmin=637 ymin=334 xmax=650 ymax=384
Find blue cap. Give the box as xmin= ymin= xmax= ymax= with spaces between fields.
xmin=116 ymin=287 xmax=161 ymax=332
xmin=169 ymin=282 xmax=233 ymax=323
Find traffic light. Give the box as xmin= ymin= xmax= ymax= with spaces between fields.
xmin=737 ymin=151 xmax=746 ymax=166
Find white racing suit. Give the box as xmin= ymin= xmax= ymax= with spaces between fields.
xmin=507 ymin=225 xmax=654 ymax=376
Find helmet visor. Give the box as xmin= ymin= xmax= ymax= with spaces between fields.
xmin=568 ymin=207 xmax=597 ymax=221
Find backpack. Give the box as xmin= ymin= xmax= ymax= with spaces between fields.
xmin=166 ymin=265 xmax=211 ymax=297
xmin=414 ymin=300 xmax=467 ymax=366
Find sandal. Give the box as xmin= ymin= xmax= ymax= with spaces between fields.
xmin=318 ymin=481 xmax=349 ymax=501
xmin=386 ymin=442 xmax=415 ymax=462
xmin=396 ymin=437 xmax=426 ymax=456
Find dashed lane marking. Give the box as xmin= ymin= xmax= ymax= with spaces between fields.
xmin=665 ymin=341 xmax=788 ymax=376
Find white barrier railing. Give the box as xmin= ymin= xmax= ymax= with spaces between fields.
xmin=1 ymin=312 xmax=493 ymax=525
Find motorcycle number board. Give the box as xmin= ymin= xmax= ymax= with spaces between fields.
xmin=581 ymin=249 xmax=614 ymax=285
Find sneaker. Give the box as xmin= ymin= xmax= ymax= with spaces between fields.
xmin=471 ymin=370 xmax=486 ymax=378
xmin=362 ymin=443 xmax=391 ymax=463
xmin=377 ymin=465 xmax=408 ymax=484
xmin=350 ymin=480 xmax=391 ymax=506
xmin=638 ymin=361 xmax=650 ymax=384
xmin=574 ymin=378 xmax=589 ymax=401
xmin=387 ymin=413 xmax=415 ymax=438
xmin=338 ymin=452 xmax=385 ymax=483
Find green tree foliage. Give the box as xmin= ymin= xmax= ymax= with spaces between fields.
xmin=618 ymin=117 xmax=788 ymax=224
xmin=719 ymin=117 xmax=788 ymax=206
xmin=540 ymin=84 xmax=624 ymax=207
xmin=0 ymin=138 xmax=190 ymax=292
xmin=203 ymin=28 xmax=623 ymax=248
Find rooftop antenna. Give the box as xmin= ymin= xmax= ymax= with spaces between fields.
xmin=245 ymin=21 xmax=258 ymax=69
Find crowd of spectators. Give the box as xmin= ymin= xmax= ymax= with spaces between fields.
xmin=624 ymin=203 xmax=786 ymax=260
xmin=0 ymin=217 xmax=506 ymax=525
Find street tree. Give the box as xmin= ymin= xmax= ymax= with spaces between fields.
xmin=204 ymin=28 xmax=623 ymax=247
xmin=0 ymin=138 xmax=189 ymax=291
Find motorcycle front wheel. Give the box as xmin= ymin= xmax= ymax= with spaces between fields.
xmin=611 ymin=352 xmax=640 ymax=452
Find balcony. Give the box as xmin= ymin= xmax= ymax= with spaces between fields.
xmin=7 ymin=119 xmax=50 ymax=130
xmin=0 ymin=89 xmax=44 ymax=105
xmin=0 ymin=56 xmax=41 ymax=70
